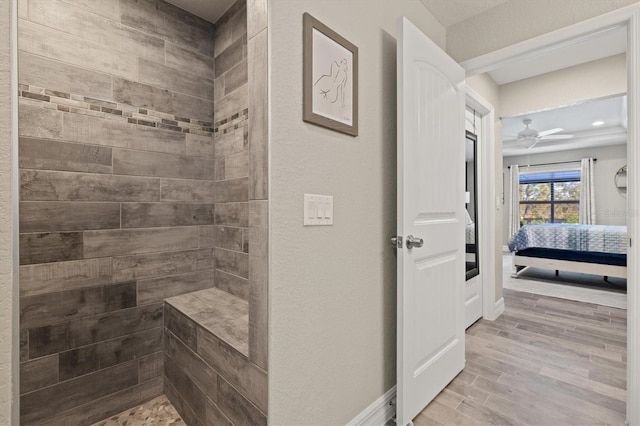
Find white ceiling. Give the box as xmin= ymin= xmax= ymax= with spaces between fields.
xmin=164 ymin=0 xmax=235 ymax=23
xmin=502 ymin=95 xmax=627 ymax=157
xmin=420 ymin=0 xmax=510 ymax=28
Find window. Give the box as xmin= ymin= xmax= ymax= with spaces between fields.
xmin=519 ymin=170 xmax=580 ymax=225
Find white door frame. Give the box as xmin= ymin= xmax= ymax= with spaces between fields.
xmin=465 ymin=87 xmax=502 ymax=321
xmin=461 ymin=4 xmax=640 ymax=423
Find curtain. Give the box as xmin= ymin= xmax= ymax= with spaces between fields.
xmin=508 ymin=165 xmax=520 ymax=239
xmin=579 ymin=158 xmax=596 ymax=224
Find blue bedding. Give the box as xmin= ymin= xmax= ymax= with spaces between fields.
xmin=508 ymin=224 xmax=628 ymax=255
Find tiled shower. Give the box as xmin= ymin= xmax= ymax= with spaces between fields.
xmin=17 ymin=0 xmax=268 ymax=424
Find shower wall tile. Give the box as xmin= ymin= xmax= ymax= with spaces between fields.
xmin=215 ymin=269 xmax=249 ymax=300
xmin=20 ymin=170 xmax=161 ymax=202
xmin=29 ymin=0 xmax=166 ymax=63
xmin=215 ymin=37 xmax=244 ymax=78
xmin=20 ymin=258 xmax=113 ymax=297
xmin=19 ymin=52 xmax=113 ymax=100
xmin=121 ymin=203 xmax=215 ymax=228
xmin=139 ymin=58 xmax=214 ymax=101
xmin=113 ymin=78 xmax=173 ymax=115
xmin=19 ymin=232 xmax=84 ymax=265
xmin=137 ymin=269 xmax=215 ymax=305
xmin=20 ymin=201 xmax=120 ymax=233
xmin=18 ymin=102 xmax=64 ymax=139
xmin=83 ymin=227 xmax=199 ymax=258
xmin=161 ymin=178 xmax=217 ymax=203
xmin=215 ymin=248 xmax=249 ymax=279
xmin=113 ymin=149 xmax=215 ymax=180
xmin=138 ymin=351 xmax=164 ymax=382
xmin=249 ymin=29 xmax=268 ymax=200
xmin=166 ymin=42 xmax=214 ymax=78
xmin=214 ymin=203 xmax=249 ymax=228
xmin=20 ymin=354 xmax=59 ymax=394
xmin=247 ymin=0 xmax=267 ymax=39
xmin=186 ymin=133 xmax=215 ymax=159
xmin=63 ymin=0 xmax=121 ymax=21
xmin=112 ymin=248 xmax=214 ymax=282
xmin=19 ymin=137 xmax=113 ymax=174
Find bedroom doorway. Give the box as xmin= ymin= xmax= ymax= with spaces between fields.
xmin=461 ymin=5 xmax=640 ymax=423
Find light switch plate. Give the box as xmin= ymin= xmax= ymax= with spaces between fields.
xmin=304 ymin=194 xmax=333 ymax=225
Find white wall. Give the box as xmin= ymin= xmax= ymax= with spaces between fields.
xmin=269 ymin=1 xmax=445 ymax=424
xmin=502 ymin=144 xmax=628 ymax=244
xmin=446 ymin=0 xmax=640 ymax=62
xmin=0 ymin=0 xmax=18 ymax=423
xmin=499 ymin=54 xmax=627 ymax=118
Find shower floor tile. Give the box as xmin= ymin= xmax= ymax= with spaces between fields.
xmin=91 ymin=395 xmax=185 ymax=426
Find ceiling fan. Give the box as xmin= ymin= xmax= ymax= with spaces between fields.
xmin=504 ymin=118 xmax=574 ymax=149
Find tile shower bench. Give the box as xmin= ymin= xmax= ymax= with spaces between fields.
xmin=163 ymin=288 xmax=267 ymax=425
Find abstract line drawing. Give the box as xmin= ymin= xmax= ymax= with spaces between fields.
xmin=314 ymin=59 xmax=349 ymax=108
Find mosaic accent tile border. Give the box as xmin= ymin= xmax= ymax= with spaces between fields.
xmin=18 ymin=84 xmax=248 ymax=137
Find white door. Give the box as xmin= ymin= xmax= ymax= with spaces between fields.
xmin=396 ymin=16 xmax=466 ymax=426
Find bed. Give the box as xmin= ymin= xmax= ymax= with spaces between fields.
xmin=508 ymin=224 xmax=627 ymax=280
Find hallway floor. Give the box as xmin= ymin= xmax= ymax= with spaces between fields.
xmin=414 ymin=289 xmax=627 ymax=425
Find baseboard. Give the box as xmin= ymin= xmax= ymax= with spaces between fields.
xmin=347 ymin=386 xmax=397 ymax=426
xmin=494 ymin=297 xmax=505 ymax=318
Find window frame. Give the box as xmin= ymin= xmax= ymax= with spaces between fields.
xmin=518 ymin=170 xmax=581 ymax=225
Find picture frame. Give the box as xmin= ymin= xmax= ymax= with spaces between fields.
xmin=303 ymin=13 xmax=358 ymax=136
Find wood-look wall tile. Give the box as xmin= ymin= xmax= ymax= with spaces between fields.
xmin=171 ymin=91 xmax=214 ymax=122
xmin=21 ymin=286 xmax=105 ymax=330
xmin=18 ymin=0 xmax=27 ymax=18
xmin=199 ymin=226 xmax=215 ymax=248
xmin=165 ymin=328 xmax=218 ymax=400
xmin=20 ymin=170 xmax=160 ymax=202
xmin=20 ymin=330 xmax=29 ymax=362
xmin=215 ymin=35 xmax=244 ymax=79
xmin=217 ymin=376 xmax=266 ymax=426
xmin=214 ymin=0 xmax=246 ymax=55
xmin=29 ymin=304 xmax=163 ymax=358
xmin=121 ymin=203 xmax=214 ymax=228
xmin=248 ymin=30 xmax=268 ymax=200
xmin=211 ymin=226 xmax=243 ymax=252
xmin=61 ymin=0 xmax=121 ymax=21
xmin=18 ymin=103 xmax=63 ymax=140
xmin=19 ymin=52 xmax=113 ymax=100
xmin=164 ymin=376 xmax=203 ymax=426
xmin=20 ymin=201 xmax=120 ymax=233
xmin=137 ymin=269 xmax=214 ymax=305
xmin=249 ymin=200 xmax=268 ymax=369
xmin=20 ymin=360 xmax=138 ymax=425
xmin=58 ymin=327 xmax=163 ymax=381
xmin=166 ymin=42 xmax=214 ymax=79
xmin=247 ymin=0 xmax=267 ymax=40
xmin=214 ymin=85 xmax=248 ymax=120
xmin=38 ymin=377 xmax=163 ymax=426
xmin=165 ymin=352 xmax=207 ymax=421
xmin=186 ymin=133 xmax=214 ymax=159
xmin=62 ymin=112 xmax=186 ymax=155
xmin=214 ymin=203 xmax=249 ymax=227
xmin=224 ymin=152 xmax=249 ymax=180
xmin=20 ymin=354 xmax=58 ymax=394
xmin=19 ymin=19 xmax=138 ymax=80
xmin=83 ymin=227 xmax=199 ymax=258
xmin=113 ymin=78 xmax=172 ymax=115
xmin=20 ymin=258 xmax=112 ymax=297
xmin=214 ymin=157 xmax=226 ymax=181
xmin=214 ymin=75 xmax=225 ymax=103
xmin=214 ymin=127 xmax=245 ymax=158
xmin=120 ymin=0 xmax=213 ymax=57
xmin=138 ymin=351 xmax=164 ymax=383
xmin=206 ymin=397 xmax=233 ymax=426
xmin=214 ymin=177 xmax=248 ymax=203
xmin=224 ymin=60 xmax=247 ymax=96
xmin=139 ymin=58 xmax=214 ymax=101
xmin=113 ymin=149 xmax=214 ymax=181
xmin=113 ymin=248 xmax=213 ymax=282
xmin=19 ymin=137 xmax=113 ymax=174
xmin=215 ymin=270 xmax=249 ymax=301
xmin=197 ymin=327 xmax=266 ymax=414
xmin=29 ymin=0 xmax=165 ymax=63
xmin=161 ymin=178 xmax=216 ymax=203
xmin=104 ymin=281 xmax=137 ymax=311
xmin=215 ymin=248 xmax=248 ymax=279
xmin=19 ymin=232 xmax=83 ymax=265
xmin=165 ymin=303 xmax=198 ymax=351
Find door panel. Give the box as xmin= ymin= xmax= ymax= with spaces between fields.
xmin=396 ymin=17 xmax=465 ymax=426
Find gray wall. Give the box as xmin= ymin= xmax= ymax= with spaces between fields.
xmin=17 ymin=0 xmax=220 ymax=423
xmin=502 ymin=144 xmax=628 ymax=245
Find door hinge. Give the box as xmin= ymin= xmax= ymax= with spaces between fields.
xmin=391 ymin=236 xmax=403 ymax=248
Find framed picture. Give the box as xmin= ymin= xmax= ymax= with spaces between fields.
xmin=303 ymin=13 xmax=358 ymax=136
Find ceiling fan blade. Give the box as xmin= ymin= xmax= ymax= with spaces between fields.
xmin=538 ymin=127 xmax=564 ymax=137
xmin=539 ymin=134 xmax=574 ymax=140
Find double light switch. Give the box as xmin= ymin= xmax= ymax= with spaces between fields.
xmin=304 ymin=194 xmax=333 ymax=225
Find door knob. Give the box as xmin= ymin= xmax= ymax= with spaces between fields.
xmin=406 ymin=235 xmax=423 ymax=249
